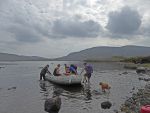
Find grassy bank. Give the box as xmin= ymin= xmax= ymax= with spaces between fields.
xmin=121 ymin=56 xmax=150 ymax=64
xmin=123 ymin=63 xmax=150 ymax=70
xmin=84 ymin=56 xmax=125 ymax=62
xmin=84 ymin=56 xmax=150 ymax=69
xmin=121 ymin=56 xmax=150 ymax=69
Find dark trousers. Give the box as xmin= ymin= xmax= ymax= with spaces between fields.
xmin=40 ymin=73 xmax=46 ymax=80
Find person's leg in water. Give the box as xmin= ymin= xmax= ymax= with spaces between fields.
xmin=82 ymin=74 xmax=87 ymax=83
xmin=87 ymin=77 xmax=90 ymax=84
xmin=43 ymin=74 xmax=46 ymax=81
xmin=87 ymin=73 xmax=91 ymax=84
xmin=40 ymin=73 xmax=46 ymax=81
xmin=40 ymin=73 xmax=43 ymax=80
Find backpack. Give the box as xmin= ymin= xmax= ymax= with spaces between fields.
xmin=86 ymin=65 xmax=93 ymax=74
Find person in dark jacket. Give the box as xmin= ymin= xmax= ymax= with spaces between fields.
xmin=40 ymin=65 xmax=51 ymax=81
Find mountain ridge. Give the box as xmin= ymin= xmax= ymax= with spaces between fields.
xmin=1 ymin=45 xmax=150 ymax=61
xmin=0 ymin=52 xmax=50 ymax=61
xmin=55 ymin=45 xmax=150 ymax=61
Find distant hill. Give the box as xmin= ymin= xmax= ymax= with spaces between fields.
xmin=0 ymin=53 xmax=50 ymax=61
xmin=1 ymin=45 xmax=150 ymax=61
xmin=55 ymin=45 xmax=150 ymax=61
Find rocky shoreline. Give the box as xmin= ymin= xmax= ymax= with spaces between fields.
xmin=120 ymin=83 xmax=150 ymax=113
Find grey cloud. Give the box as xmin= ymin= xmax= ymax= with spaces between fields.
xmin=140 ymin=24 xmax=150 ymax=37
xmin=63 ymin=0 xmax=87 ymax=8
xmin=1 ymin=0 xmax=103 ymax=43
xmin=52 ymin=19 xmax=102 ymax=38
xmin=7 ymin=24 xmax=42 ymax=42
xmin=106 ymin=6 xmax=142 ymax=35
xmin=3 ymin=16 xmax=46 ymax=43
xmin=0 ymin=0 xmax=52 ymax=43
xmin=0 ymin=0 xmax=9 ymax=7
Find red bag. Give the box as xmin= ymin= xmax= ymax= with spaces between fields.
xmin=140 ymin=105 xmax=150 ymax=113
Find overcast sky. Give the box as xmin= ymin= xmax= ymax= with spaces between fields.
xmin=0 ymin=0 xmax=150 ymax=58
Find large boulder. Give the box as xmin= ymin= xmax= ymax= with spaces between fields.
xmin=44 ymin=96 xmax=61 ymax=113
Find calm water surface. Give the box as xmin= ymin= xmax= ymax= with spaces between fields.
xmin=0 ymin=61 xmax=147 ymax=113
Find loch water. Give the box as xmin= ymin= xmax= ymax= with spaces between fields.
xmin=0 ymin=61 xmax=147 ymax=113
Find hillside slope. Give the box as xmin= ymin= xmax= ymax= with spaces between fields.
xmin=0 ymin=53 xmax=49 ymax=61
xmin=55 ymin=45 xmax=150 ymax=61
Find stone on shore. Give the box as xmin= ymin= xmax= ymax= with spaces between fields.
xmin=101 ymin=101 xmax=112 ymax=109
xmin=7 ymin=87 xmax=17 ymax=90
xmin=136 ymin=67 xmax=147 ymax=74
xmin=44 ymin=96 xmax=61 ymax=113
xmin=121 ymin=84 xmax=150 ymax=113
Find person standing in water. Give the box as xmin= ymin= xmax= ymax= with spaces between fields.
xmin=40 ymin=65 xmax=51 ymax=81
xmin=81 ymin=63 xmax=93 ymax=84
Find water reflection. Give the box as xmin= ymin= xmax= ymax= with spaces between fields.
xmin=60 ymin=85 xmax=82 ymax=93
xmin=39 ymin=81 xmax=47 ymax=92
xmin=39 ymin=81 xmax=51 ymax=99
xmin=53 ymin=85 xmax=83 ymax=101
xmin=52 ymin=86 xmax=63 ymax=97
xmin=1 ymin=61 xmax=146 ymax=113
xmin=39 ymin=80 xmax=93 ymax=102
xmin=82 ymin=84 xmax=92 ymax=101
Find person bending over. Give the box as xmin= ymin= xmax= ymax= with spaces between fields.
xmin=40 ymin=64 xmax=51 ymax=81
xmin=69 ymin=64 xmax=77 ymax=75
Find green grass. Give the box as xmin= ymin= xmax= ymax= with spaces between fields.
xmin=141 ymin=63 xmax=150 ymax=68
xmin=112 ymin=56 xmax=126 ymax=61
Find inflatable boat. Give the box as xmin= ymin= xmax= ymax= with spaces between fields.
xmin=45 ymin=73 xmax=82 ymax=86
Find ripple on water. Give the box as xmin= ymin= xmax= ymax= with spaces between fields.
xmin=0 ymin=61 xmax=148 ymax=113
